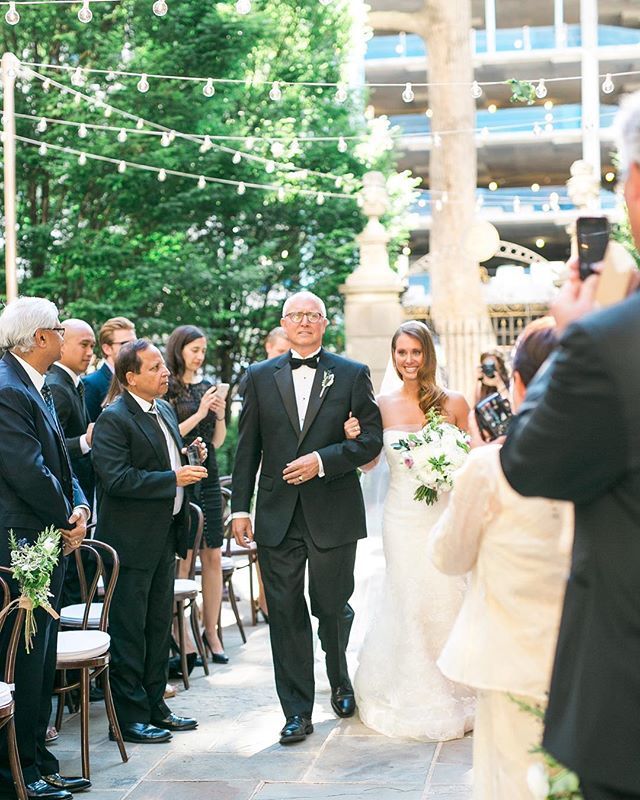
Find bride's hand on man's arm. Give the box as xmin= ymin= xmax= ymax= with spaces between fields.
xmin=344 ymin=412 xmax=378 ymax=471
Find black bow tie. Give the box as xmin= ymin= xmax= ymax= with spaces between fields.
xmin=290 ymin=355 xmax=319 ymax=370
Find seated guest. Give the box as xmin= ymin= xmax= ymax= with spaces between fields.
xmin=82 ymin=316 xmax=136 ymax=422
xmin=429 ymin=318 xmax=573 ymax=800
xmin=92 ymin=340 xmax=207 ymax=743
xmin=0 ymin=297 xmax=90 ymax=799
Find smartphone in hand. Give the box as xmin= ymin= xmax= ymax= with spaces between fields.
xmin=577 ymin=216 xmax=610 ymax=281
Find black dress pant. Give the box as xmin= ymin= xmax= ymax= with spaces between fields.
xmin=258 ymin=500 xmax=357 ymax=719
xmin=0 ymin=538 xmax=64 ymax=788
xmin=108 ymin=531 xmax=175 ymax=725
xmin=581 ymin=779 xmax=640 ymax=800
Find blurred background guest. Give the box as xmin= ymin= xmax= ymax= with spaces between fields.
xmin=264 ymin=326 xmax=290 ymax=360
xmin=429 ymin=318 xmax=572 ymax=800
xmin=165 ymin=325 xmax=229 ymax=664
xmin=83 ymin=316 xmax=136 ymax=422
xmin=474 ymin=350 xmax=509 ymax=403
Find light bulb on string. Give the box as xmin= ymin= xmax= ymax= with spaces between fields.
xmin=535 ymin=79 xmax=547 ymax=99
xmin=71 ymin=67 xmax=85 ymax=87
xmin=5 ymin=2 xmax=20 ymax=25
xmin=106 ymin=70 xmax=116 ymax=81
xmin=337 ymin=136 xmax=348 ymax=153
xmin=203 ymin=78 xmax=215 ymax=97
xmin=290 ymin=138 xmax=301 ymax=156
xmin=78 ymin=152 xmax=87 ymax=166
xmin=316 ymin=192 xmax=325 ymax=205
xmin=137 ymin=74 xmax=150 ymax=93
xmin=117 ymin=160 xmax=126 ymax=174
xmin=545 ymin=122 xmax=554 ymax=133
xmin=104 ymin=106 xmax=112 ymax=118
xmin=136 ymin=118 xmax=144 ymax=130
xmin=271 ymin=140 xmax=285 ymax=158
xmin=471 ymin=81 xmax=482 ymax=99
xmin=78 ymin=0 xmax=93 ymax=23
xmin=197 ymin=175 xmax=206 ymax=189
xmin=232 ymin=152 xmax=242 ymax=164
xmin=512 ymin=197 xmax=521 ymax=212
xmin=533 ymin=122 xmax=542 ymax=137
xmin=602 ymin=73 xmax=615 ymax=94
xmin=117 ymin=128 xmax=127 ymax=143
xmin=152 ymin=0 xmax=168 ymax=16
xmin=36 ymin=117 xmax=47 ymax=133
xmin=245 ymin=137 xmax=255 ymax=150
xmin=265 ymin=160 xmax=275 ymax=173
xmin=269 ymin=81 xmax=282 ymax=101
xmin=38 ymin=143 xmax=47 ymax=156
xmin=157 ymin=169 xmax=167 ymax=182
xmin=395 ymin=31 xmax=406 ymax=56
xmin=42 ymin=79 xmax=50 ymax=92
xmin=401 ymin=82 xmax=414 ymax=103
xmin=78 ymin=123 xmax=88 ymax=138
xmin=235 ymin=0 xmax=251 ymax=14
xmin=168 ymin=130 xmax=176 ymax=143
xmin=73 ymin=94 xmax=82 ymax=106
xmin=335 ymin=84 xmax=347 ymax=103
xmin=237 ymin=182 xmax=246 ymax=195
xmin=199 ymin=135 xmax=212 ymax=152
xmin=277 ymin=186 xmax=286 ymax=201
xmin=160 ymin=131 xmax=171 ymax=147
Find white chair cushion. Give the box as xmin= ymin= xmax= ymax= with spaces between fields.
xmin=221 ymin=556 xmax=235 ymax=571
xmin=0 ymin=682 xmax=13 ymax=708
xmin=57 ymin=630 xmax=110 ymax=663
xmin=60 ymin=603 xmax=103 ymax=627
xmin=174 ymin=578 xmax=199 ymax=594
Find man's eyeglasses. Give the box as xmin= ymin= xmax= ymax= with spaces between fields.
xmin=284 ymin=311 xmax=324 ymax=324
xmin=42 ymin=327 xmax=65 ymax=337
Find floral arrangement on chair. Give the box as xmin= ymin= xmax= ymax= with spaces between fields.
xmin=6 ymin=527 xmax=61 ymax=652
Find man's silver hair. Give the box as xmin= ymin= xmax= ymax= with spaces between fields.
xmin=282 ymin=291 xmax=327 ymax=318
xmin=615 ymin=91 xmax=640 ymax=176
xmin=0 ymin=297 xmax=59 ymax=354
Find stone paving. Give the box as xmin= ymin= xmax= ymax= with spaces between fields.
xmin=52 ymin=579 xmax=473 ymax=800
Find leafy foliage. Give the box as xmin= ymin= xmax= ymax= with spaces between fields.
xmin=2 ymin=0 xmax=412 ymax=384
xmin=506 ymin=78 xmax=536 ymax=105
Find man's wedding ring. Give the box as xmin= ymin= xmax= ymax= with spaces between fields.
xmin=297 ymin=476 xmax=303 ymax=483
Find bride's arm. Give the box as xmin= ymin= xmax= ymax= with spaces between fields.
xmin=445 ymin=391 xmax=471 ymax=433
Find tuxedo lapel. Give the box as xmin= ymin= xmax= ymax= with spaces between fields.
xmin=298 ymin=350 xmax=334 ymax=447
xmin=273 ymin=357 xmax=300 ymax=438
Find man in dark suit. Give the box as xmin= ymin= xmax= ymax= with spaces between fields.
xmin=47 ymin=319 xmax=96 ymax=503
xmin=232 ymin=291 xmax=383 ymax=745
xmin=500 ymin=92 xmax=640 ymax=800
xmin=0 ymin=297 xmax=91 ymax=800
xmin=82 ymin=317 xmax=135 ymax=422
xmin=92 ymin=340 xmax=207 ymax=744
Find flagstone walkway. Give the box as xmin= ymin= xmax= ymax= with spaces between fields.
xmin=53 ymin=585 xmax=473 ymax=799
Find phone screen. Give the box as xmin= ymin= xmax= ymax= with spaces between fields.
xmin=577 ymin=216 xmax=610 ymax=280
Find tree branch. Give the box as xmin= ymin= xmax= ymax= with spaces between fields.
xmin=367 ymin=10 xmax=424 ymax=35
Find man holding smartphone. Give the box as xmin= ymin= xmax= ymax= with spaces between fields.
xmin=500 ymin=92 xmax=640 ymax=800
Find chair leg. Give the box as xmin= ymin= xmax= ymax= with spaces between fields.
xmin=102 ymin=665 xmax=128 ymax=763
xmin=227 ymin=578 xmax=247 ymax=644
xmin=249 ymin=559 xmax=257 ymax=626
xmin=217 ymin=598 xmax=224 ymax=650
xmin=80 ymin=668 xmax=90 ymax=779
xmin=189 ymin=601 xmax=209 ymax=676
xmin=176 ymin=600 xmax=190 ymax=691
xmin=7 ymin=717 xmax=27 ymax=800
xmin=55 ymin=688 xmax=64 ymax=731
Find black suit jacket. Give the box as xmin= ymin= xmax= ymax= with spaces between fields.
xmin=231 ymin=349 xmax=383 ymax=548
xmin=47 ymin=364 xmax=94 ymax=502
xmin=92 ymin=390 xmax=189 ymax=569
xmin=82 ymin=362 xmax=112 ymax=422
xmin=0 ymin=352 xmax=87 ymax=565
xmin=500 ymin=291 xmax=640 ymax=791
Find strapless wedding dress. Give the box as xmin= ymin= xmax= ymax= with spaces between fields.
xmin=354 ymin=429 xmax=475 ymax=740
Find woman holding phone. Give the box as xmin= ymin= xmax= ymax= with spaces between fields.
xmin=166 ymin=325 xmax=229 ymax=664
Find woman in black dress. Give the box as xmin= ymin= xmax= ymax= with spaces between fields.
xmin=166 ymin=325 xmax=229 ymax=663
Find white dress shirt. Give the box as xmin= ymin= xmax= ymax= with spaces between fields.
xmin=54 ymin=361 xmax=90 ymax=454
xmin=128 ymin=392 xmax=184 ymax=515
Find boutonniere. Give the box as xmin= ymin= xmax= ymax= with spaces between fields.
xmin=319 ymin=370 xmax=335 ymax=398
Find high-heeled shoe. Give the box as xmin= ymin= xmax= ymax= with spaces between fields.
xmin=168 ymin=652 xmax=196 ymax=678
xmin=202 ymin=631 xmax=229 ymax=664
xmin=258 ymin=607 xmax=269 ymax=625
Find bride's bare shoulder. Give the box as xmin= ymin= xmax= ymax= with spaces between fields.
xmin=376 ymin=390 xmax=404 ymax=408
xmin=442 ymin=390 xmax=471 ymax=426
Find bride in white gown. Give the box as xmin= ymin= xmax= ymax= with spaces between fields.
xmin=348 ymin=320 xmax=475 ymax=741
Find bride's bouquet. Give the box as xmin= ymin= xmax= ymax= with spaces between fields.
xmin=391 ymin=410 xmax=470 ymax=505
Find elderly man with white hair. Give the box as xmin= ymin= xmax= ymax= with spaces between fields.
xmin=501 ymin=92 xmax=640 ymax=799
xmin=0 ymin=297 xmax=90 ymax=800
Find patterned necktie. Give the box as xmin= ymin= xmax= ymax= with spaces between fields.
xmin=77 ymin=380 xmax=85 ymax=400
xmin=41 ymin=383 xmax=72 ymax=485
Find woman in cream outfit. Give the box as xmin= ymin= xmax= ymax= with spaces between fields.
xmin=429 ymin=318 xmax=573 ymax=799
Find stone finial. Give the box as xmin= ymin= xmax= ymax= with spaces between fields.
xmin=567 ymin=159 xmax=600 ymax=211
xmin=360 ymin=171 xmax=389 ymax=220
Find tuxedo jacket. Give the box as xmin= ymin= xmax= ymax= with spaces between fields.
xmin=231 ymin=349 xmax=383 ymax=548
xmin=47 ymin=363 xmax=94 ymax=502
xmin=0 ymin=352 xmax=87 ymax=565
xmin=92 ymin=390 xmax=189 ymax=569
xmin=500 ymin=291 xmax=640 ymax=792
xmin=82 ymin=362 xmax=112 ymax=422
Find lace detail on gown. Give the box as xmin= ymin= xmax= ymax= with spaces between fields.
xmin=354 ymin=429 xmax=475 ymax=741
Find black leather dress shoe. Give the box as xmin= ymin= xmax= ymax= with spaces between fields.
xmin=110 ymin=722 xmax=172 ymax=743
xmin=331 ymin=686 xmax=356 ymax=718
xmin=279 ymin=715 xmax=313 ymax=745
xmin=150 ymin=712 xmax=198 ymax=732
xmin=24 ymin=779 xmax=72 ymax=799
xmin=42 ymin=774 xmax=92 ymax=792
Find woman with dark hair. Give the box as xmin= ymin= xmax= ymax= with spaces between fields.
xmin=474 ymin=349 xmax=510 ymax=403
xmin=165 ymin=325 xmax=229 ymax=664
xmin=346 ymin=320 xmax=474 ymax=741
xmin=429 ymin=317 xmax=572 ymax=799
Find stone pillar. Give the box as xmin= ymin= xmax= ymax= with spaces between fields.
xmin=340 ymin=172 xmax=404 ymax=392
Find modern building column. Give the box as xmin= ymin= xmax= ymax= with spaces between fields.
xmin=554 ymin=0 xmax=565 ymax=47
xmin=580 ymin=0 xmax=601 ymax=199
xmin=484 ymin=0 xmax=496 ymax=54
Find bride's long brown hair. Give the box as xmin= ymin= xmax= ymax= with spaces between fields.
xmin=391 ymin=320 xmax=447 ymax=420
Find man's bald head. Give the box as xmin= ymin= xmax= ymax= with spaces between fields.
xmin=59 ymin=318 xmax=96 ymax=375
